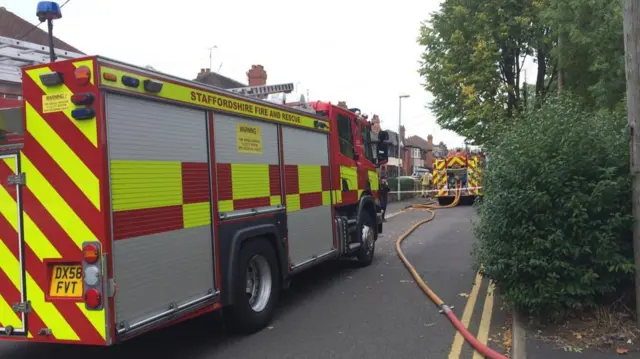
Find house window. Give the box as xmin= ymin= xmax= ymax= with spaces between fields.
xmin=337 ymin=114 xmax=355 ymax=159
xmin=413 ymin=148 xmax=421 ymax=159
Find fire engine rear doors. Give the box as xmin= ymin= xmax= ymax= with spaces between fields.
xmin=0 ymin=153 xmax=27 ymax=336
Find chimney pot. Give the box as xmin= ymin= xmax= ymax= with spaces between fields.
xmin=247 ymin=64 xmax=267 ymax=87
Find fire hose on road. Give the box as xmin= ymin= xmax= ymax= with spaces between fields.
xmin=394 ymin=186 xmax=508 ymax=359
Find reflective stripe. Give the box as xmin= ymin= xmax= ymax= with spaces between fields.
xmin=25 ymin=103 xmax=100 ymax=209
xmin=111 ymin=160 xmax=183 ymax=211
xmin=183 ymin=202 xmax=212 ymax=228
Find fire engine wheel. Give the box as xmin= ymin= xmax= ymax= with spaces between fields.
xmin=224 ymin=238 xmax=280 ymax=334
xmin=355 ymin=211 xmax=377 ymax=266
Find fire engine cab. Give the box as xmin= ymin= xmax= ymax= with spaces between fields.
xmin=0 ymin=51 xmax=391 ymax=346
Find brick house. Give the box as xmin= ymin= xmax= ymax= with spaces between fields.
xmin=0 ymin=6 xmax=83 ymax=99
xmin=402 ymin=133 xmax=431 ymax=175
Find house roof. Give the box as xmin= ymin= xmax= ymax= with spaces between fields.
xmin=406 ymin=135 xmax=429 ymax=150
xmin=0 ymin=7 xmax=83 ymax=53
xmin=194 ymin=70 xmax=245 ymax=90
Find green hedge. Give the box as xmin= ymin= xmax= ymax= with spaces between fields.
xmin=387 ymin=176 xmax=417 ymax=192
xmin=472 ymin=95 xmax=634 ymax=320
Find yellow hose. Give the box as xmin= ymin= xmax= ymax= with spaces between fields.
xmin=394 ymin=186 xmax=462 ymax=307
xmin=393 ymin=186 xmax=507 ymax=359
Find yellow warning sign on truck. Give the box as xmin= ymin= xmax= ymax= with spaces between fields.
xmin=42 ymin=93 xmax=71 ymax=113
xmin=237 ymin=123 xmax=263 ymax=154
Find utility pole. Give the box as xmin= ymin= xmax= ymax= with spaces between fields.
xmin=557 ymin=0 xmax=564 ymax=92
xmin=623 ymin=0 xmax=640 ymax=328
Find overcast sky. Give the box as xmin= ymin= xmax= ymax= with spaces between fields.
xmin=5 ymin=0 xmax=535 ymax=148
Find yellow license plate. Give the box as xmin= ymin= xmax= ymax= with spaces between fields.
xmin=49 ymin=265 xmax=83 ymax=298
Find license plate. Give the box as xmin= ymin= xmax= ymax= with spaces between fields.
xmin=49 ymin=265 xmax=83 ymax=298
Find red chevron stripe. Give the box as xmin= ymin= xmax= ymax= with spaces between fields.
xmin=22 ymin=132 xmax=102 ymax=237
xmin=0 ymin=212 xmax=103 ymax=344
xmin=0 ymin=162 xmax=80 ymax=261
xmin=21 ymin=78 xmax=100 ymax=177
xmin=0 ymin=269 xmax=43 ymax=339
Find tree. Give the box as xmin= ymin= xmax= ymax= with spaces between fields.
xmin=418 ymin=0 xmax=626 ymax=146
xmin=418 ymin=0 xmax=556 ymax=145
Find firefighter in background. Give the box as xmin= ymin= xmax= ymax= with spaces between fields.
xmin=421 ymin=171 xmax=433 ymax=198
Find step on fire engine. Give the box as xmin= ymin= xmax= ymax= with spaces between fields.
xmin=0 ymin=50 xmax=392 ymax=345
xmin=432 ymin=150 xmax=484 ymax=205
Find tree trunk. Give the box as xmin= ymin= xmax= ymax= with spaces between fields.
xmin=622 ymin=0 xmax=640 ymax=329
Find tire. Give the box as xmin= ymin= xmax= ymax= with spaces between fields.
xmin=224 ymin=238 xmax=281 ymax=334
xmin=355 ymin=210 xmax=377 ymax=266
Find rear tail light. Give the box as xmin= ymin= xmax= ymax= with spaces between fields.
xmin=82 ymin=241 xmax=104 ymax=310
xmin=74 ymin=66 xmax=92 ymax=86
xmin=84 ymin=288 xmax=102 ymax=309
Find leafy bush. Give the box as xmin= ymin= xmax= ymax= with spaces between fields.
xmin=387 ymin=176 xmax=418 ymax=193
xmin=472 ymin=94 xmax=634 ymax=320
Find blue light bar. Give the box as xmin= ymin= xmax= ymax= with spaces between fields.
xmin=121 ymin=76 xmax=140 ymax=88
xmin=36 ymin=1 xmax=62 ymax=21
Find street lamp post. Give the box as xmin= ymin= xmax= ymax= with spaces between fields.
xmin=398 ymin=94 xmax=410 ymax=201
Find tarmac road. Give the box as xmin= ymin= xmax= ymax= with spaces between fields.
xmin=0 ymin=203 xmax=507 ymax=359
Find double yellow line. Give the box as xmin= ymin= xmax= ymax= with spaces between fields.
xmin=448 ymin=270 xmax=496 ymax=359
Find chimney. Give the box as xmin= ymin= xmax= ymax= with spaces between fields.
xmin=399 ymin=125 xmax=406 ymax=143
xmin=247 ymin=65 xmax=267 ymax=87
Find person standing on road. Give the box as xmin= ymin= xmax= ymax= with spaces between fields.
xmin=379 ymin=177 xmax=391 ymax=221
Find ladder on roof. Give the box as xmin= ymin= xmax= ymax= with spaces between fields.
xmin=0 ymin=35 xmax=84 ymax=83
xmin=228 ymin=83 xmax=295 ymax=97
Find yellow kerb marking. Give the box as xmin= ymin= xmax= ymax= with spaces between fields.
xmin=0 ymin=242 xmax=78 ymax=340
xmin=25 ymin=102 xmax=100 ymax=210
xmin=25 ymin=67 xmax=97 ymax=147
xmin=472 ymin=282 xmax=496 ymax=359
xmin=21 ymin=154 xmax=95 ymax=251
xmin=448 ymin=270 xmax=483 ymax=359
xmin=111 ymin=160 xmax=182 ymax=211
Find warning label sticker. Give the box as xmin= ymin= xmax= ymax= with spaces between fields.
xmin=237 ymin=123 xmax=263 ymax=154
xmin=42 ymin=93 xmax=71 ymax=114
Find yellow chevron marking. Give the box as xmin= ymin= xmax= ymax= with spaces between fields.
xmin=21 ymin=154 xmax=96 ymax=250
xmin=0 ymin=292 xmax=23 ymax=330
xmin=76 ymin=303 xmax=106 ymax=340
xmin=73 ymin=59 xmax=95 ymax=85
xmin=0 ymin=174 xmax=60 ymax=261
xmin=25 ymin=102 xmax=100 ymax=210
xmin=0 ymin=242 xmax=78 ymax=341
xmin=25 ymin=67 xmax=97 ymax=147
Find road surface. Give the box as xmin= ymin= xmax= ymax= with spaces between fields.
xmin=0 ymin=204 xmax=506 ymax=359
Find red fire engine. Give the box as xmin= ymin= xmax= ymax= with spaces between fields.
xmin=0 ymin=51 xmax=391 ymax=346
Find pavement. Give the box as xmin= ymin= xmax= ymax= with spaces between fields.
xmin=0 ymin=202 xmax=509 ymax=359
